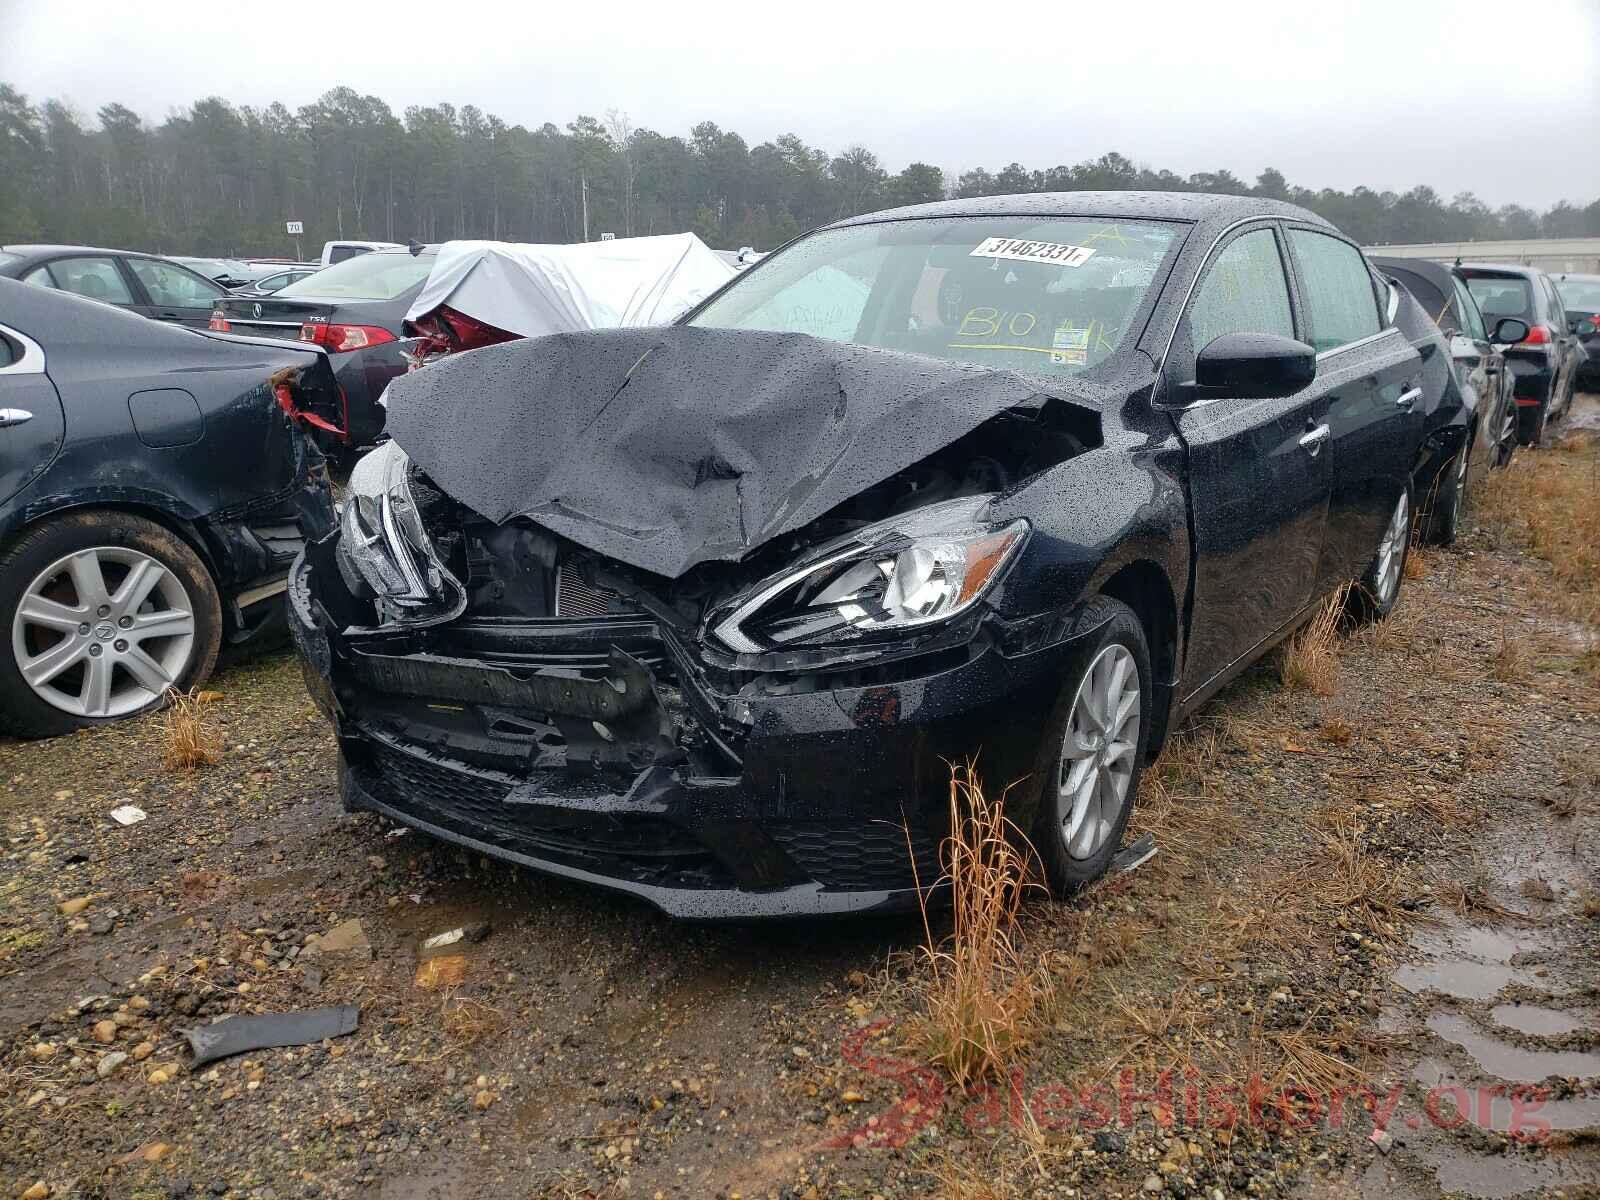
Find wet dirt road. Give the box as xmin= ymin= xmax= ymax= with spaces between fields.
xmin=2 ymin=419 xmax=1596 ymax=1200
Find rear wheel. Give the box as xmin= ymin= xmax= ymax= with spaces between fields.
xmin=1348 ymin=484 xmax=1412 ymax=624
xmin=0 ymin=512 xmax=221 ymax=738
xmin=1517 ymin=398 xmax=1549 ymax=447
xmin=1031 ymin=600 xmax=1152 ymax=895
xmin=1422 ymin=436 xmax=1470 ymax=547
xmin=1491 ymin=389 xmax=1518 ymax=469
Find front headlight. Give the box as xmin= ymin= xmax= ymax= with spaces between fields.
xmin=709 ymin=497 xmax=1027 ymax=654
xmin=336 ymin=442 xmax=463 ymax=624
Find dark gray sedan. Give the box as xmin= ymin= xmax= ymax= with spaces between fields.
xmin=0 ymin=244 xmax=231 ymax=328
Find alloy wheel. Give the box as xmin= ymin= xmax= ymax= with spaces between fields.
xmin=1375 ymin=491 xmax=1410 ymax=605
xmin=1057 ymin=643 xmax=1141 ymax=860
xmin=1496 ymin=402 xmax=1518 ymax=467
xmin=11 ymin=547 xmax=196 ymax=717
xmin=1450 ymin=443 xmax=1468 ymax=526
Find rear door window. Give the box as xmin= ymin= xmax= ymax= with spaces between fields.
xmin=1286 ymin=230 xmax=1381 ymax=352
xmin=1188 ymin=228 xmax=1295 ymax=350
xmin=40 ymin=256 xmax=136 ymax=305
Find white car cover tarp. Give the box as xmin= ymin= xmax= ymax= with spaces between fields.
xmin=404 ymin=233 xmax=736 ymax=337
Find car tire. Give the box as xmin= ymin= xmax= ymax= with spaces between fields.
xmin=1518 ymin=398 xmax=1549 ymax=448
xmin=1491 ymin=390 xmax=1518 ymax=470
xmin=1030 ymin=598 xmax=1153 ymax=896
xmin=1347 ymin=482 xmax=1413 ymax=624
xmin=1422 ymin=435 xmax=1470 ymax=548
xmin=0 ymin=511 xmax=222 ymax=738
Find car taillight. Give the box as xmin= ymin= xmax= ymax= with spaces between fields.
xmin=208 ymin=312 xmax=230 ymax=331
xmin=438 ymin=306 xmax=517 ymax=352
xmin=299 ymin=323 xmax=396 ymax=353
xmin=1521 ymin=323 xmax=1551 ymax=345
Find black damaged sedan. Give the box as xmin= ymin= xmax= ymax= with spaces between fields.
xmin=287 ymin=192 xmax=1434 ymax=917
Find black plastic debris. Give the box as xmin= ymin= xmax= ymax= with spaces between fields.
xmin=183 ymin=1005 xmax=359 ymax=1067
xmin=1108 ymin=833 xmax=1158 ymax=877
xmin=382 ymin=326 xmax=1081 ymax=578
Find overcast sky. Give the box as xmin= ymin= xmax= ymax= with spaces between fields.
xmin=2 ymin=0 xmax=1596 ymax=211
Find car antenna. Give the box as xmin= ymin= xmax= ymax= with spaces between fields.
xmin=407 ymin=239 xmax=426 ymax=257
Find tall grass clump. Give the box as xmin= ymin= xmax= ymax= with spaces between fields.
xmin=907 ymin=761 xmax=1047 ymax=1092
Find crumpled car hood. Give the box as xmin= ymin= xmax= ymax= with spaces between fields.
xmin=383 ymin=327 xmax=1074 ymax=579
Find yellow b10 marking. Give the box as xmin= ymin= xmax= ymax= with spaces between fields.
xmin=957 ymin=307 xmax=1038 ymax=338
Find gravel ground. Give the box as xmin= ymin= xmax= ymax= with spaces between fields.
xmin=2 ymin=416 xmax=1597 ymax=1200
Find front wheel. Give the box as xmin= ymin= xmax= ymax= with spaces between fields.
xmin=1348 ymin=484 xmax=1413 ymax=624
xmin=0 ymin=512 xmax=222 ymax=738
xmin=1031 ymin=600 xmax=1152 ymax=895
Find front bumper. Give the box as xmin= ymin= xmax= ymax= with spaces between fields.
xmin=288 ymin=551 xmax=1090 ymax=919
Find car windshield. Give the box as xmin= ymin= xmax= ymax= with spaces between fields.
xmin=687 ymin=216 xmax=1183 ymax=375
xmin=279 ymin=252 xmax=434 ymax=300
xmin=1558 ymin=278 xmax=1600 ymax=310
xmin=0 ymin=251 xmax=20 ymax=268
xmin=1464 ymin=274 xmax=1534 ymax=324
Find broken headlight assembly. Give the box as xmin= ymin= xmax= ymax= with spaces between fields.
xmin=336 ymin=442 xmax=466 ymax=626
xmin=709 ymin=497 xmax=1027 ymax=653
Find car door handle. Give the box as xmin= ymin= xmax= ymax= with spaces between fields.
xmin=1299 ymin=424 xmax=1330 ymax=455
xmin=0 ymin=408 xmax=34 ymax=428
xmin=1397 ymin=387 xmax=1421 ymax=411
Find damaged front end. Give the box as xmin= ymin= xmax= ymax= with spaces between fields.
xmin=290 ymin=329 xmax=1110 ymax=918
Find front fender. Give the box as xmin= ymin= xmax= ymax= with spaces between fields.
xmin=985 ymin=444 xmax=1190 ymax=627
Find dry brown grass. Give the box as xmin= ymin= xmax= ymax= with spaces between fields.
xmin=906 ymin=762 xmax=1048 ymax=1091
xmin=1318 ymin=718 xmax=1354 ymax=746
xmin=439 ymin=990 xmax=506 ymax=1047
xmin=1477 ymin=434 xmax=1600 ymax=627
xmin=1281 ymin=590 xmax=1345 ymax=696
xmin=1282 ymin=811 xmax=1413 ymax=939
xmin=930 ymin=1153 xmax=1019 ymax=1200
xmin=1403 ymin=545 xmax=1429 ymax=581
xmin=1362 ymin=588 xmax=1424 ymax=654
xmin=1579 ymin=888 xmax=1600 ymax=920
xmin=1490 ymin=625 xmax=1529 ymax=682
xmin=160 ymin=687 xmax=221 ymax=771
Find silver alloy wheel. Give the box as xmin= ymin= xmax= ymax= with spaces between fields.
xmin=1057 ymin=643 xmax=1141 ymax=861
xmin=1450 ymin=442 xmax=1469 ymax=524
xmin=1498 ymin=401 xmax=1518 ymax=463
xmin=1374 ymin=491 xmax=1410 ymax=605
xmin=11 ymin=547 xmax=196 ymax=718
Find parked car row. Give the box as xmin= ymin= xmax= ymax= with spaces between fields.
xmin=2 ymin=193 xmax=1592 ymax=921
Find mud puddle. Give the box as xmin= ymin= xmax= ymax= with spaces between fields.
xmin=1423 ymin=1011 xmax=1600 ymax=1082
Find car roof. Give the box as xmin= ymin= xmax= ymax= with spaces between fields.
xmin=1370 ymin=257 xmax=1458 ymax=289
xmin=1458 ymin=262 xmax=1543 ymax=279
xmin=2 ymin=243 xmax=141 ymax=258
xmin=1557 ymin=272 xmax=1600 ymax=282
xmin=825 ymin=190 xmax=1332 ymax=233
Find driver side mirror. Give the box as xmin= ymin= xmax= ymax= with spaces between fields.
xmin=1576 ymin=317 xmax=1597 ymax=337
xmin=1186 ymin=332 xmax=1317 ymax=401
xmin=1492 ymin=317 xmax=1529 ymax=344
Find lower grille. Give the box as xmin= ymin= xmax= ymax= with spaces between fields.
xmin=767 ymin=821 xmax=941 ymax=892
xmin=361 ymin=738 xmax=732 ymax=888
xmin=555 ymin=564 xmax=622 ymax=617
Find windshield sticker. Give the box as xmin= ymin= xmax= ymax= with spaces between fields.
xmin=970 ymin=237 xmax=1096 ymax=269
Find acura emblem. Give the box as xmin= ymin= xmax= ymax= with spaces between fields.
xmin=252 ymin=303 xmax=263 ymax=318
